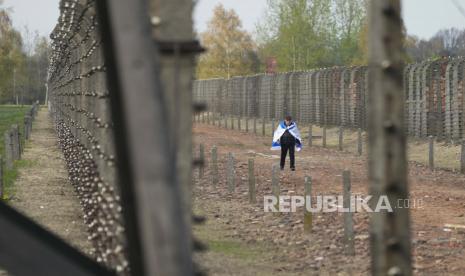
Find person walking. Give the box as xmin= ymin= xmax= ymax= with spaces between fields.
xmin=271 ymin=115 xmax=302 ymax=171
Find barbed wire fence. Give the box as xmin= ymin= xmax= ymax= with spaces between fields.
xmin=45 ymin=0 xmax=197 ymax=275
xmin=48 ymin=0 xmax=128 ymax=273
xmin=194 ymin=58 xmax=465 ymax=142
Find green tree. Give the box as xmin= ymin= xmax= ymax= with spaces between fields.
xmin=256 ymin=0 xmax=367 ymax=71
xmin=0 ymin=2 xmax=49 ymax=104
xmin=333 ymin=0 xmax=367 ymax=64
xmin=197 ymin=4 xmax=257 ymax=79
xmin=257 ymin=0 xmax=336 ymax=71
xmin=0 ymin=6 xmax=25 ymax=103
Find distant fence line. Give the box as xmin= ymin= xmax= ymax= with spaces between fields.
xmin=193 ymin=57 xmax=465 ymax=141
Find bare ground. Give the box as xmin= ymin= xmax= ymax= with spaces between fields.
xmin=193 ymin=122 xmax=465 ymax=276
xmin=0 ymin=109 xmax=91 ymax=275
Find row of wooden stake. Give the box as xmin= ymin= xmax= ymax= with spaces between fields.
xmin=0 ymin=103 xmax=38 ymax=199
xmin=195 ymin=112 xmax=364 ymax=156
xmin=197 ymin=144 xmax=356 ymax=255
xmin=197 ymin=113 xmax=465 ymax=173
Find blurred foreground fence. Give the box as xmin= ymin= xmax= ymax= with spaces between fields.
xmin=193 ymin=57 xmax=465 ymax=141
xmin=43 ymin=0 xmax=196 ymax=275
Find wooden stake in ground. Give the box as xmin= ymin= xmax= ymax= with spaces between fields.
xmin=199 ymin=144 xmax=205 ymax=179
xmin=304 ymin=176 xmax=312 ymax=233
xmin=227 ymin=152 xmax=235 ymax=192
xmin=24 ymin=116 xmax=31 ymax=140
xmin=211 ymin=146 xmax=218 ymax=186
xmin=358 ymin=128 xmax=363 ymax=156
xmin=461 ymin=140 xmax=465 ymax=174
xmin=253 ymin=117 xmax=257 ymax=134
xmin=262 ymin=118 xmax=266 ymax=136
xmin=271 ymin=119 xmax=275 ymax=137
xmin=238 ymin=116 xmax=241 ymax=131
xmin=248 ymin=159 xmax=256 ymax=204
xmin=11 ymin=125 xmax=20 ymax=160
xmin=368 ymin=0 xmax=412 ymax=275
xmin=4 ymin=131 xmax=13 ymax=170
xmin=339 ymin=127 xmax=344 ymax=151
xmin=429 ymin=136 xmax=434 ymax=170
xmin=322 ymin=126 xmax=327 ymax=148
xmin=343 ymin=170 xmax=354 ymax=255
xmin=308 ymin=124 xmax=312 ymax=146
xmin=271 ymin=164 xmax=280 ymax=211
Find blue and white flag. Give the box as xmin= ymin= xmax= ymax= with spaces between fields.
xmin=271 ymin=121 xmax=302 ymax=151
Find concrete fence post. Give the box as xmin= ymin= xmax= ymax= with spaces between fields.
xmin=11 ymin=125 xmax=20 ymax=161
xmin=15 ymin=125 xmax=21 ymax=158
xmin=368 ymin=0 xmax=412 ymax=273
xmin=18 ymin=126 xmax=22 ymax=155
xmin=24 ymin=116 xmax=31 ymax=140
xmin=4 ymin=131 xmax=13 ymax=170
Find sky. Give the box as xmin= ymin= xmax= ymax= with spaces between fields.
xmin=2 ymin=0 xmax=465 ymax=41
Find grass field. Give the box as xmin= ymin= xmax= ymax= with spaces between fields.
xmin=0 ymin=105 xmax=32 ymax=199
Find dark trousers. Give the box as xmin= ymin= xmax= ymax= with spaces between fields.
xmin=280 ymin=143 xmax=295 ymax=169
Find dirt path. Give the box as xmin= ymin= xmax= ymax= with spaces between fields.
xmin=193 ymin=123 xmax=465 ymax=275
xmin=0 ymin=109 xmax=91 ymax=275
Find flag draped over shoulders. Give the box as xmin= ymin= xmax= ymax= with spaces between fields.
xmin=271 ymin=121 xmax=302 ymax=151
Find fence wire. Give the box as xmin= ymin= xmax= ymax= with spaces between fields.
xmin=48 ymin=0 xmax=128 ymax=274
xmin=194 ymin=57 xmax=465 ymax=141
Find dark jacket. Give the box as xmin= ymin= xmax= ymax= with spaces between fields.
xmin=280 ymin=129 xmax=296 ymax=145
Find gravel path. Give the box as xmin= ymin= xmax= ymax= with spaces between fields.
xmin=0 ymin=108 xmax=91 ymax=275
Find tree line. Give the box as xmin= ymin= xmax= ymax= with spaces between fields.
xmin=0 ymin=2 xmax=49 ymax=105
xmin=197 ymin=0 xmax=465 ymax=79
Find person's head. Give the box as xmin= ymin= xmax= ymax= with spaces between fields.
xmin=285 ymin=115 xmax=292 ymax=126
